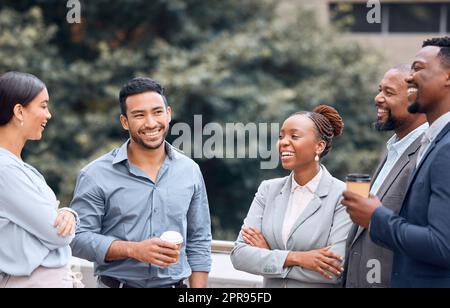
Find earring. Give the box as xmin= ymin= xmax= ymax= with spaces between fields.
xmin=20 ymin=122 xmax=24 ymax=127
xmin=315 ymin=154 xmax=320 ymax=162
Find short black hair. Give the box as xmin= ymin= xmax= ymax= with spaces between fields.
xmin=422 ymin=37 xmax=450 ymax=68
xmin=119 ymin=77 xmax=168 ymax=116
xmin=0 ymin=71 xmax=46 ymax=126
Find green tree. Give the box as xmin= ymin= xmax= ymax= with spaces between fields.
xmin=0 ymin=1 xmax=385 ymax=240
xmin=152 ymin=9 xmax=385 ymax=239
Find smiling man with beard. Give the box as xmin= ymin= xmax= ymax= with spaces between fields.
xmin=342 ymin=37 xmax=450 ymax=288
xmin=343 ymin=65 xmax=427 ymax=288
xmin=70 ymin=77 xmax=212 ymax=288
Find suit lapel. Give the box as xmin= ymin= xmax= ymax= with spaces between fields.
xmin=286 ymin=167 xmax=333 ymax=244
xmin=405 ymin=123 xmax=450 ymax=198
xmin=348 ymin=223 xmax=361 ymax=249
xmin=350 ymin=134 xmax=422 ymax=248
xmin=376 ymin=136 xmax=422 ymax=200
xmin=286 ymin=195 xmax=322 ymax=241
xmin=372 ymin=155 xmax=387 ymax=186
xmin=351 ymin=155 xmax=411 ymax=247
xmin=272 ymin=176 xmax=292 ymax=249
xmin=377 ymin=159 xmax=409 ymax=199
xmin=352 ymin=225 xmax=367 ymax=248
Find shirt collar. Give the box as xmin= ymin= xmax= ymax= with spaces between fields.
xmin=291 ymin=167 xmax=323 ymax=194
xmin=112 ymin=139 xmax=176 ymax=165
xmin=386 ymin=122 xmax=429 ymax=154
xmin=424 ymin=111 xmax=450 ymax=143
xmin=0 ymin=147 xmax=25 ymax=166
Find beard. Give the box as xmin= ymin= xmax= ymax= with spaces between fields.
xmin=408 ymin=101 xmax=422 ymax=114
xmin=407 ymin=88 xmax=424 ymax=114
xmin=374 ymin=110 xmax=397 ymax=131
xmin=130 ymin=127 xmax=169 ymax=150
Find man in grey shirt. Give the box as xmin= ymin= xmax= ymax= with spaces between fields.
xmin=70 ymin=77 xmax=212 ymax=288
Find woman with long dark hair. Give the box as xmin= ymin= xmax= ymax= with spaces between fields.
xmin=0 ymin=71 xmax=80 ymax=288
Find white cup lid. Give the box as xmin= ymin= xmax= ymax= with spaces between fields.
xmin=160 ymin=231 xmax=183 ymax=244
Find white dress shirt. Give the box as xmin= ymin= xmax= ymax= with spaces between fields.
xmin=416 ymin=111 xmax=450 ymax=167
xmin=281 ymin=168 xmax=323 ymax=246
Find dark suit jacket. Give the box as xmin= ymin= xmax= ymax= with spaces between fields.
xmin=371 ymin=122 xmax=450 ymax=288
xmin=343 ymin=135 xmax=423 ymax=288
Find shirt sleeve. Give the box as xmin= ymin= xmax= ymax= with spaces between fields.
xmin=0 ymin=165 xmax=74 ymax=250
xmin=69 ymin=171 xmax=117 ymax=266
xmin=185 ymin=165 xmax=212 ymax=272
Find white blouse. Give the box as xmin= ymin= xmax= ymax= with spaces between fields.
xmin=281 ymin=168 xmax=323 ymax=246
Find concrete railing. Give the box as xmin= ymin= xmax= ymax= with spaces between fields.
xmin=208 ymin=240 xmax=263 ymax=288
xmin=70 ymin=240 xmax=263 ymax=288
xmin=211 ymin=240 xmax=235 ymax=253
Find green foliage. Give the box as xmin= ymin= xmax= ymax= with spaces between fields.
xmin=0 ymin=1 xmax=385 ymax=240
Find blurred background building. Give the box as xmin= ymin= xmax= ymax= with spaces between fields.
xmin=285 ymin=0 xmax=450 ymax=70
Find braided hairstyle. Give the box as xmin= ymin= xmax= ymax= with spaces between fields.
xmin=291 ymin=105 xmax=344 ymax=158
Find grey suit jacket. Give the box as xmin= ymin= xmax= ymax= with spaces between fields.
xmin=343 ymin=135 xmax=423 ymax=288
xmin=230 ymin=166 xmax=352 ymax=288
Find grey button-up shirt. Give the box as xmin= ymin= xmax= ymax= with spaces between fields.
xmin=70 ymin=140 xmax=212 ymax=288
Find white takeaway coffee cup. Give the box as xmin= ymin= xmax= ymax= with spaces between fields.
xmin=160 ymin=231 xmax=183 ymax=248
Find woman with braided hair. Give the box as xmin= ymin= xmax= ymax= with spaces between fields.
xmin=231 ymin=105 xmax=352 ymax=288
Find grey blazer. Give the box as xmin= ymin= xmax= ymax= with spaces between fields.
xmin=230 ymin=166 xmax=352 ymax=288
xmin=343 ymin=135 xmax=423 ymax=288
